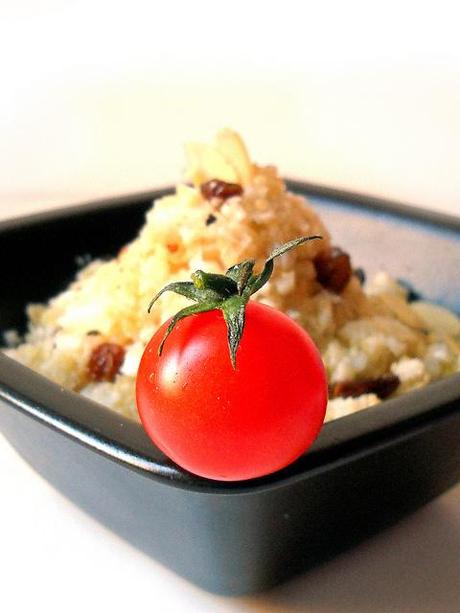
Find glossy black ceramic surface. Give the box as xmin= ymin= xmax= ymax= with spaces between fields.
xmin=1 ymin=183 xmax=459 ymax=594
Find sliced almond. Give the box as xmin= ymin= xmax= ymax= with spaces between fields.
xmin=214 ymin=128 xmax=253 ymax=185
xmin=185 ymin=142 xmax=239 ymax=186
xmin=378 ymin=293 xmax=426 ymax=329
xmin=411 ymin=301 xmax=460 ymax=337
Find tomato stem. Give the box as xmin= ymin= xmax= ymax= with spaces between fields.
xmin=148 ymin=235 xmax=322 ymax=367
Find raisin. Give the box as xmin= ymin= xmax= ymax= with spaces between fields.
xmin=370 ymin=375 xmax=401 ymax=399
xmin=314 ymin=246 xmax=352 ymax=293
xmin=205 ymin=213 xmax=217 ymax=226
xmin=330 ymin=374 xmax=400 ymax=400
xmin=200 ymin=179 xmax=243 ymax=201
xmin=87 ymin=342 xmax=125 ymax=382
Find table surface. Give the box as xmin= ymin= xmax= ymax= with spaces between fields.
xmin=1 ymin=195 xmax=459 ymax=613
xmin=1 ymin=3 xmax=460 ymax=611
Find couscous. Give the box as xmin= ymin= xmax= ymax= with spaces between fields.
xmin=3 ymin=130 xmax=460 ymax=422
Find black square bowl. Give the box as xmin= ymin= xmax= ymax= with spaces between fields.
xmin=1 ymin=183 xmax=459 ymax=595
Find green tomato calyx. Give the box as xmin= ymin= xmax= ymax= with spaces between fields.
xmin=148 ymin=236 xmax=322 ymax=367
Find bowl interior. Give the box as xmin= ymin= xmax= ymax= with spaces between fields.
xmin=1 ymin=183 xmax=459 ymax=490
xmin=311 ymin=191 xmax=460 ymax=312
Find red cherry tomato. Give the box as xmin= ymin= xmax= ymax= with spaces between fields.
xmin=136 ymin=302 xmax=327 ymax=481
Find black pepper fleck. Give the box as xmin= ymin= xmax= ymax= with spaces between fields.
xmin=397 ymin=278 xmax=422 ymax=302
xmin=354 ymin=268 xmax=366 ymax=285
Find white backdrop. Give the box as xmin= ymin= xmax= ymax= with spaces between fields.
xmin=1 ymin=2 xmax=459 ymax=612
xmin=1 ymin=1 xmax=459 ymax=217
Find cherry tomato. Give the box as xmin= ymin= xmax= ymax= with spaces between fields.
xmin=136 ymin=301 xmax=327 ymax=481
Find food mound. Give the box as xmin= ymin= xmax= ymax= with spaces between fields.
xmin=3 ymin=130 xmax=460 ymax=422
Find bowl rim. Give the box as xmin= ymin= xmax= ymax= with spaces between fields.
xmin=0 ymin=180 xmax=459 ymax=233
xmin=1 ymin=181 xmax=459 ymax=493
